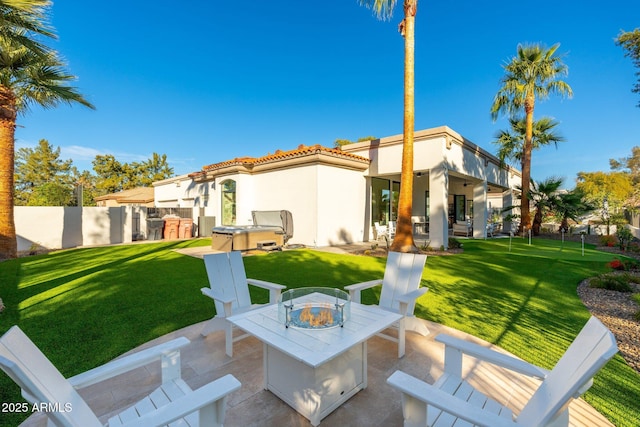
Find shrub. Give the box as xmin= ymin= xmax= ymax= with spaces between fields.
xmin=418 ymin=240 xmax=432 ymax=252
xmin=589 ymin=273 xmax=633 ymax=292
xmin=600 ymin=234 xmax=617 ymax=247
xmin=616 ymin=227 xmax=634 ymax=251
xmin=607 ymin=259 xmax=625 ymax=270
xmin=448 ymin=238 xmax=463 ymax=249
xmin=633 ymin=294 xmax=640 ymax=321
xmin=607 ymin=258 xmax=640 ymax=272
xmin=629 ymin=241 xmax=640 ymax=253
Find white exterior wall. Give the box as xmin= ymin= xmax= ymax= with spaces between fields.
xmin=149 ymin=127 xmax=520 ymax=249
xmin=231 ymin=173 xmax=256 ymax=225
xmin=15 ymin=206 xmax=139 ymax=251
xmin=316 ymin=165 xmax=366 ymax=247
xmin=195 ymin=163 xmax=367 ymax=247
xmin=154 ymin=175 xmax=211 ymax=213
xmin=249 ymin=166 xmax=319 ymax=246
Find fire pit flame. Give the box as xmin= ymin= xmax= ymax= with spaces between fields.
xmin=279 ymin=288 xmax=350 ymax=329
xmin=299 ymin=304 xmax=334 ymax=328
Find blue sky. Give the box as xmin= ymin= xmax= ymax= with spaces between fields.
xmin=14 ymin=1 xmax=640 ymax=189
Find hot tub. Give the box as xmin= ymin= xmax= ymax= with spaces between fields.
xmin=211 ymin=210 xmax=293 ymax=251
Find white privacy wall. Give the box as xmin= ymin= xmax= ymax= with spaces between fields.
xmin=14 ymin=206 xmax=138 ymax=251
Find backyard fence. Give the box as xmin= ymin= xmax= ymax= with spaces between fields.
xmin=15 ymin=206 xmax=200 ymax=253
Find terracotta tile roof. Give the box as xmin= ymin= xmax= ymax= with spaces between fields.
xmin=94 ymin=186 xmax=154 ymax=203
xmin=200 ymin=144 xmax=369 ymax=172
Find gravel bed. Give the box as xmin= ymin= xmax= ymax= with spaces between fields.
xmin=578 ymin=279 xmax=640 ymax=373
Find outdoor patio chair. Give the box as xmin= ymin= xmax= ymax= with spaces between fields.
xmin=388 ymin=220 xmax=397 ymax=239
xmin=374 ymin=221 xmax=388 ymax=241
xmin=0 ymin=325 xmax=241 ymax=427
xmin=387 ymin=316 xmax=618 ymax=427
xmin=201 ymin=251 xmax=286 ymax=357
xmin=452 ymin=220 xmax=472 ymax=237
xmin=345 ymin=251 xmax=428 ymax=358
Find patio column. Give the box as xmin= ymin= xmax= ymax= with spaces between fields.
xmin=428 ymin=166 xmax=448 ymax=249
xmin=503 ymin=190 xmax=514 ymax=233
xmin=472 ymin=182 xmax=488 ymax=239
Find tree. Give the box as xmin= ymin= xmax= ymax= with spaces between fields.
xmin=137 ymin=152 xmax=174 ymax=186
xmin=575 ymin=171 xmax=634 ymax=234
xmin=333 ymin=136 xmax=377 ymax=149
xmin=14 ymin=138 xmax=75 ymax=205
xmin=0 ymin=5 xmax=94 ymax=259
xmin=554 ymin=188 xmax=594 ymax=233
xmin=28 ymin=182 xmax=73 ymax=206
xmin=92 ymin=152 xmax=173 ymax=195
xmin=358 ymin=0 xmax=418 ymax=252
xmin=0 ymin=0 xmax=54 ymax=56
xmin=334 ymin=138 xmax=352 ymax=149
xmin=92 ymin=154 xmax=131 ymax=195
xmin=490 ymin=43 xmax=573 ymax=234
xmin=528 ymin=177 xmax=563 ymax=236
xmin=72 ymin=168 xmax=97 ymax=206
xmin=610 ymin=145 xmax=640 ymax=184
xmin=493 ymin=116 xmax=565 ymax=168
xmin=616 ymin=28 xmax=640 ymax=107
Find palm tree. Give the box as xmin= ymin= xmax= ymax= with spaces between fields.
xmin=490 ymin=43 xmax=572 ymax=234
xmin=0 ymin=31 xmax=94 ymax=259
xmin=358 ymin=0 xmax=418 ymax=252
xmin=555 ymin=188 xmax=594 ymax=234
xmin=493 ymin=116 xmax=565 ymax=168
xmin=528 ymin=177 xmax=563 ymax=236
xmin=0 ymin=0 xmax=54 ymax=55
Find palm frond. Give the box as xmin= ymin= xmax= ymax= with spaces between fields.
xmin=357 ymin=0 xmax=397 ymax=21
xmin=0 ymin=32 xmax=94 ymax=114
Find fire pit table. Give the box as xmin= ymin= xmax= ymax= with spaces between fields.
xmin=228 ymin=287 xmax=402 ymax=426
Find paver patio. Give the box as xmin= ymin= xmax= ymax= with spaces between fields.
xmin=19 ymin=318 xmax=613 ymax=427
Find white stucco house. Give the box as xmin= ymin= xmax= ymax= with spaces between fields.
xmin=152 ymin=126 xmax=521 ymax=249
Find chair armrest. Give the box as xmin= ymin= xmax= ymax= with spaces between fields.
xmin=69 ymin=337 xmax=190 ymax=389
xmin=201 ymin=287 xmax=235 ymax=305
xmin=436 ymin=334 xmax=548 ymax=380
xmin=387 ymin=371 xmax=517 ymax=427
xmin=344 ymin=279 xmax=383 ymax=292
xmin=247 ymin=279 xmax=286 ymax=304
xmin=396 ymin=287 xmax=428 ymax=305
xmin=119 ymin=374 xmax=242 ymax=427
xmin=396 ymin=287 xmax=429 ymax=316
xmin=344 ymin=279 xmax=383 ymax=303
xmin=246 ymin=278 xmax=286 ymax=291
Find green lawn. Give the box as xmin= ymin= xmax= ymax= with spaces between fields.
xmin=0 ymin=237 xmax=638 ymax=426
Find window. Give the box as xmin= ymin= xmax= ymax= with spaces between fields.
xmin=221 ymin=180 xmax=236 ymax=225
xmin=372 ymin=178 xmax=389 ymax=224
xmin=391 ymin=181 xmax=400 ymax=222
xmin=455 ymin=195 xmax=466 ymax=221
xmin=371 ymin=178 xmax=400 ymax=225
xmin=425 ymin=191 xmax=430 ymax=219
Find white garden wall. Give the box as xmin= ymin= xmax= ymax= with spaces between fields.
xmin=15 ymin=206 xmax=145 ymax=252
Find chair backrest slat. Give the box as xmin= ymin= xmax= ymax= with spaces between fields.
xmin=0 ymin=326 xmax=101 ymax=427
xmin=379 ymin=252 xmax=427 ymax=312
xmin=204 ymin=251 xmax=252 ymax=314
xmin=517 ymin=316 xmax=618 ymax=427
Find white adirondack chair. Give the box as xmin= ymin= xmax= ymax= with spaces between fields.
xmin=201 ymin=251 xmax=286 ymax=357
xmin=0 ymin=325 xmax=240 ymax=427
xmin=345 ymin=251 xmax=428 ymax=358
xmin=388 ymin=220 xmax=397 ymax=239
xmin=387 ymin=316 xmax=618 ymax=427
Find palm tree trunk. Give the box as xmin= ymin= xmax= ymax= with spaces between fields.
xmin=391 ymin=0 xmax=418 ymax=253
xmin=0 ymin=89 xmax=17 ymax=259
xmin=520 ymin=96 xmax=535 ymax=233
xmin=532 ymin=208 xmax=542 ymax=236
